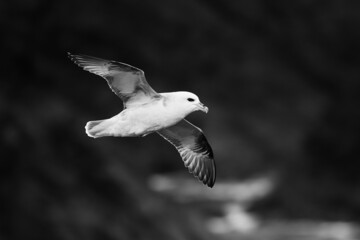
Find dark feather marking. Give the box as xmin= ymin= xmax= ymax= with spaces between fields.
xmin=68 ymin=53 xmax=160 ymax=108
xmin=157 ymin=120 xmax=216 ymax=188
xmin=194 ymin=134 xmax=214 ymax=158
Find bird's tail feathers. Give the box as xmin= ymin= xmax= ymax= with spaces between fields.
xmin=85 ymin=119 xmax=113 ymax=138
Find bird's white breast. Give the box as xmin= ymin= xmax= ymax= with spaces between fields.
xmin=110 ymin=97 xmax=187 ymax=136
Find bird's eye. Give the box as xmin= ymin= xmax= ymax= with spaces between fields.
xmin=187 ymin=98 xmax=195 ymax=102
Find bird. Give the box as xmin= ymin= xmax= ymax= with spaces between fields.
xmin=68 ymin=53 xmax=216 ymax=187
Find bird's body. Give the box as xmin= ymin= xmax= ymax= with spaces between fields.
xmin=87 ymin=92 xmax=193 ymax=138
xmin=68 ymin=53 xmax=216 ymax=187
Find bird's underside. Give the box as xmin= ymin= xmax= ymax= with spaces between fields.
xmin=68 ymin=53 xmax=216 ymax=187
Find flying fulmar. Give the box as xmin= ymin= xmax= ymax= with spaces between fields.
xmin=68 ymin=53 xmax=216 ymax=188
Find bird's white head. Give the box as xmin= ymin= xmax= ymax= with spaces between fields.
xmin=170 ymin=91 xmax=209 ymax=116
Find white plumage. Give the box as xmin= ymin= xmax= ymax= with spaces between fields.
xmin=68 ymin=53 xmax=216 ymax=187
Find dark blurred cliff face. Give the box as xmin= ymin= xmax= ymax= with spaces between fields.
xmin=1 ymin=0 xmax=360 ymax=239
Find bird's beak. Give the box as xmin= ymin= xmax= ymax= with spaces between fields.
xmin=198 ymin=102 xmax=209 ymax=113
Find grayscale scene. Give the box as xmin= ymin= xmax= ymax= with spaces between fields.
xmin=2 ymin=1 xmax=360 ymax=240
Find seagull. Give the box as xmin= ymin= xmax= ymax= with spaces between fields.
xmin=68 ymin=53 xmax=216 ymax=187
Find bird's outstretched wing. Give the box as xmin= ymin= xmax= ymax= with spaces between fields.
xmin=68 ymin=53 xmax=160 ymax=108
xmin=157 ymin=120 xmax=216 ymax=188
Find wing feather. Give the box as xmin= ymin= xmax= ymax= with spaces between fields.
xmin=68 ymin=53 xmax=160 ymax=108
xmin=157 ymin=120 xmax=216 ymax=188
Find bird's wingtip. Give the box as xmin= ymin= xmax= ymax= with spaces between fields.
xmin=205 ymin=178 xmax=215 ymax=188
xmin=67 ymin=52 xmax=76 ymax=61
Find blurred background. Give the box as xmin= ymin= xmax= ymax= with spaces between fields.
xmin=1 ymin=0 xmax=360 ymax=239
